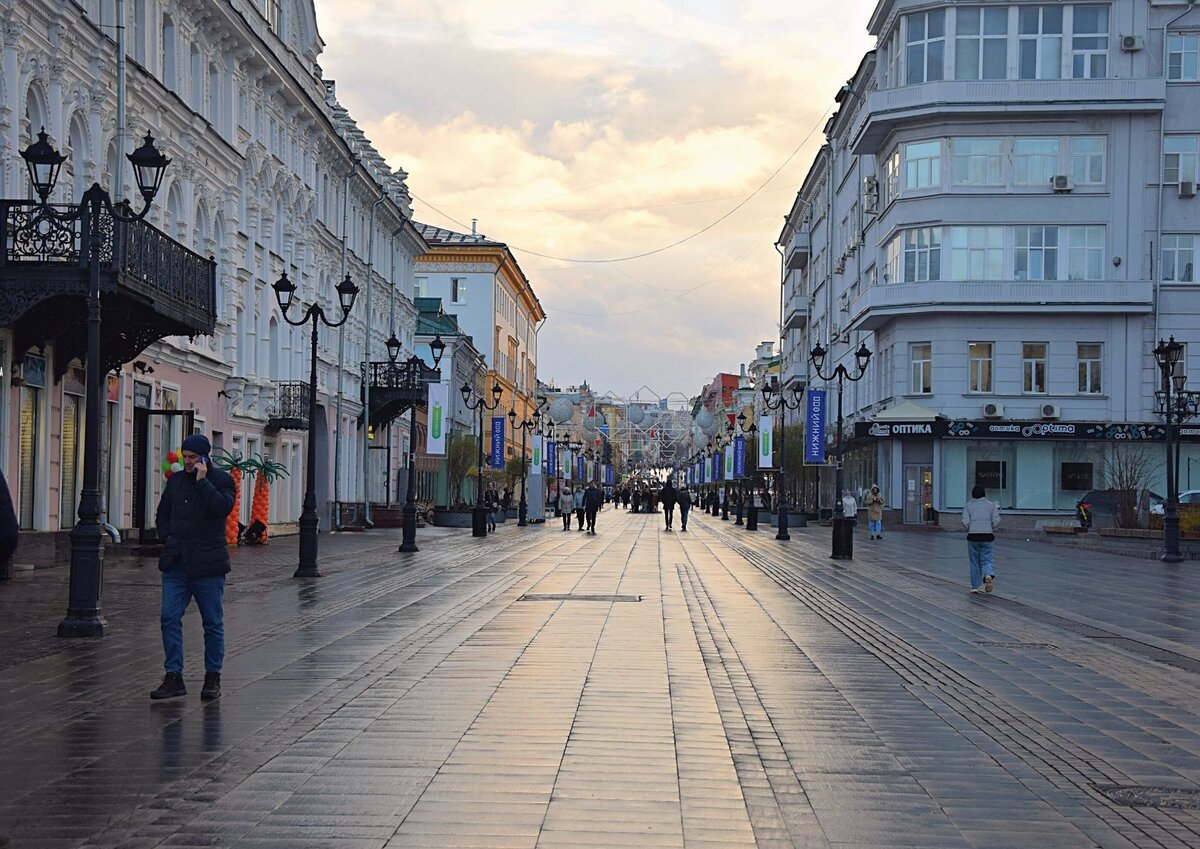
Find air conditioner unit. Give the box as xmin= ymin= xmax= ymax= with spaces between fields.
xmin=838 ymin=293 xmax=850 ymax=312
xmin=1051 ymin=175 xmax=1073 ymax=193
xmin=1041 ymin=403 xmax=1061 ymax=419
xmin=1119 ymin=35 xmax=1144 ymax=52
xmin=982 ymin=402 xmax=1004 ymax=419
xmin=834 ymin=258 xmax=846 ymax=273
xmin=1180 ymin=180 xmax=1197 ymax=198
xmin=863 ymin=176 xmax=879 ymax=214
xmin=847 ymin=241 xmax=857 ymax=255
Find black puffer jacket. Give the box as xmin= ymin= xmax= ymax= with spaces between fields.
xmin=156 ymin=467 xmax=237 ymax=578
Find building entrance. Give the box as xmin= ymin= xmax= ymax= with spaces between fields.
xmin=903 ymin=464 xmax=933 ymax=524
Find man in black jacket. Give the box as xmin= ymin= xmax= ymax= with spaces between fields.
xmin=150 ymin=434 xmax=236 ymax=701
xmin=660 ymin=479 xmax=678 ymax=531
xmin=583 ymin=481 xmax=604 ymax=534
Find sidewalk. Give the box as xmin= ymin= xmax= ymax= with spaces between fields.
xmin=0 ymin=510 xmax=1197 ymax=848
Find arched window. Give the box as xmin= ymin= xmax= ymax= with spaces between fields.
xmin=132 ymin=0 xmax=147 ymax=65
xmin=68 ymin=114 xmax=90 ymax=199
xmin=162 ymin=16 xmax=177 ymax=90
xmin=268 ymin=316 xmax=280 ymax=378
xmin=208 ymin=63 xmax=221 ymax=128
xmin=190 ymin=45 xmax=202 ymax=109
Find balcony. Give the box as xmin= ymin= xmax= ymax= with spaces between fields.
xmin=851 ymin=78 xmax=1166 ymax=155
xmin=785 ymin=230 xmax=811 ymax=270
xmin=846 ymin=279 xmax=1154 ymax=331
xmin=266 ymin=381 xmax=311 ymax=431
xmin=363 ymin=359 xmax=442 ymax=429
xmin=0 ymin=201 xmax=216 ymax=379
xmin=783 ymin=292 xmax=809 ymax=331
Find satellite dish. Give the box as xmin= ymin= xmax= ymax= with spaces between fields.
xmin=549 ymin=398 xmax=574 ymax=424
xmin=627 ymin=405 xmax=645 ymax=425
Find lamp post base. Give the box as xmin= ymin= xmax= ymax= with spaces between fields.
xmin=831 ymin=516 xmax=854 ymax=560
xmin=472 ymin=506 xmax=488 ymax=538
xmin=57 ymin=614 xmax=105 ymax=638
xmin=295 ymin=508 xmax=322 ymax=578
xmin=518 ymin=497 xmax=528 ymax=527
xmin=746 ymin=504 xmax=758 ymax=531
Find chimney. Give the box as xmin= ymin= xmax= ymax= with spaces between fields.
xmin=471 ymin=218 xmax=478 ymax=237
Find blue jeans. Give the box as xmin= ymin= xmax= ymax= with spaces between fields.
xmin=161 ymin=570 xmax=226 ymax=674
xmin=679 ymin=503 xmax=690 ymax=527
xmin=868 ymin=519 xmax=882 ymax=536
xmin=968 ymin=541 xmax=995 ymax=589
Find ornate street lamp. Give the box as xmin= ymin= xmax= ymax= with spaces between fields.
xmin=509 ymin=405 xmax=542 ymax=527
xmin=461 ymin=378 xmax=504 ymax=537
xmin=397 ymin=334 xmax=445 ymax=553
xmin=1153 ymin=336 xmax=1200 ymax=563
xmin=22 ymin=128 xmax=170 ymax=637
xmin=761 ymin=377 xmax=804 ymax=541
xmin=273 ymin=271 xmax=359 ymax=577
xmin=810 ymin=340 xmax=872 ymax=560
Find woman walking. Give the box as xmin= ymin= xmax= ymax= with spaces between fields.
xmin=866 ymin=485 xmax=885 ymax=540
xmin=558 ymin=487 xmax=574 ymax=531
xmin=574 ymin=486 xmax=586 ymax=530
xmin=962 ymin=485 xmax=1001 ymax=593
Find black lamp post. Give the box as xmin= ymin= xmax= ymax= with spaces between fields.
xmin=1153 ymin=336 xmax=1200 ymax=564
xmin=729 ymin=419 xmax=745 ymax=526
xmin=461 ymin=378 xmax=504 ymax=537
xmin=761 ymin=377 xmax=804 ymax=541
xmin=22 ymin=129 xmax=170 ymax=637
xmin=396 ymin=333 xmax=445 ymax=553
xmin=809 ymin=340 xmax=872 ymax=560
xmin=509 ymin=406 xmax=542 ymax=526
xmin=719 ymin=429 xmax=731 ymax=521
xmin=273 ymin=270 xmax=359 ymax=577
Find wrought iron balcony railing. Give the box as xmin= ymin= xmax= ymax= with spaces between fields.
xmin=266 ymin=381 xmax=311 ymax=431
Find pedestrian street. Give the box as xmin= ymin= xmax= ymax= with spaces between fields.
xmin=1 ymin=511 xmax=1199 ymax=849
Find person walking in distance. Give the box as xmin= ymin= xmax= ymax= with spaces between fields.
xmin=584 ymin=481 xmax=604 ymax=534
xmin=151 ymin=434 xmax=236 ymax=701
xmin=676 ymin=486 xmax=692 ymax=532
xmin=962 ymin=485 xmax=1001 ymax=593
xmin=866 ymin=485 xmax=885 ymax=540
xmin=558 ymin=486 xmax=574 ymax=531
xmin=573 ymin=485 xmax=586 ymax=530
xmin=660 ymin=478 xmax=678 ymax=531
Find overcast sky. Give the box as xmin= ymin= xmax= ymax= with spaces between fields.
xmin=314 ymin=0 xmax=877 ymax=398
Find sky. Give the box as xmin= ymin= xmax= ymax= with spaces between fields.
xmin=314 ymin=0 xmax=878 ymax=398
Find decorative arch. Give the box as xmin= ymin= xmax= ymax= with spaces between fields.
xmin=164 ymin=181 xmax=185 ymax=241
xmin=65 ymin=110 xmax=93 ymax=198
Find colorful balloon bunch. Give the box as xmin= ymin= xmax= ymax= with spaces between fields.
xmin=161 ymin=449 xmax=184 ymax=479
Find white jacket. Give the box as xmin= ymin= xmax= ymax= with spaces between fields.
xmin=962 ymin=497 xmax=1001 ymax=536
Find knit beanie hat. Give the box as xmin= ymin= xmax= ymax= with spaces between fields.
xmin=181 ymin=433 xmax=212 ymax=456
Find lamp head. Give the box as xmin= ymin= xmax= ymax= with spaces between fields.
xmin=855 ymin=341 xmax=873 ymax=373
xmin=127 ymin=132 xmax=171 ymax=205
xmin=385 ymin=333 xmax=402 ymax=363
xmin=429 ymin=333 xmax=446 ymax=368
xmin=459 ymin=383 xmax=471 ymax=403
xmin=336 ymin=273 xmax=359 ymax=314
xmin=20 ymin=127 xmax=66 ymax=202
xmin=809 ymin=342 xmax=827 ymax=373
xmin=272 ymin=272 xmax=297 ymax=314
xmin=491 ymin=381 xmax=503 ymax=405
xmin=508 ymin=408 xmax=517 ymax=426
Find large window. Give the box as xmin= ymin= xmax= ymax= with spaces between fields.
xmin=1015 ymin=226 xmax=1059 ymax=280
xmin=906 ymin=10 xmax=946 ymax=84
xmin=1168 ymin=33 xmax=1199 ymax=81
xmin=903 ymin=141 xmax=941 ymax=190
xmin=903 ymin=228 xmax=941 ymax=282
xmin=1022 ymin=343 xmax=1048 ymax=394
xmin=969 ymin=342 xmax=994 ymax=393
xmin=910 ymin=343 xmax=932 ymax=394
xmin=1070 ymin=6 xmax=1108 ymax=79
xmin=883 ymin=150 xmax=901 ymax=207
xmin=956 ymin=7 xmax=1009 ymax=79
xmin=1077 ymin=343 xmax=1102 ymax=393
xmin=1070 ymin=137 xmax=1106 ymax=185
xmin=1164 ymin=136 xmax=1199 ymax=184
xmin=1019 ymin=6 xmax=1063 ymax=79
xmin=1066 ymin=226 xmax=1104 ymax=280
xmin=451 ymin=278 xmax=466 ymax=304
xmin=1014 ymin=138 xmax=1060 ymax=186
xmin=952 ymin=138 xmax=1003 ymax=185
xmin=1162 ymin=235 xmax=1196 ymax=283
xmin=947 ymin=226 xmax=1004 ymax=280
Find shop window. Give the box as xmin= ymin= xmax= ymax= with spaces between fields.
xmin=1061 ymin=462 xmax=1093 ymax=491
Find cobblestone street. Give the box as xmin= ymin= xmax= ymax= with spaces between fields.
xmin=1 ymin=511 xmax=1198 ymax=848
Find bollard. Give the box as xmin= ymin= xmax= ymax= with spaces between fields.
xmin=831 ymin=516 xmax=854 ymax=559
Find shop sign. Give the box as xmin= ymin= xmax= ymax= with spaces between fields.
xmin=855 ymin=421 xmax=949 ymax=439
xmin=857 ymin=420 xmax=1200 ymax=442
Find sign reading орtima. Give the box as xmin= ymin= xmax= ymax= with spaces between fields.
xmin=426 ymin=382 xmax=448 ymax=456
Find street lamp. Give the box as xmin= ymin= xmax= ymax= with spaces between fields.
xmin=809 ymin=340 xmax=872 ymax=560
xmin=461 ymin=378 xmax=504 ymax=537
xmin=509 ymin=405 xmax=543 ymax=526
xmin=22 ymin=129 xmax=170 ymax=637
xmin=761 ymin=377 xmax=805 ymax=541
xmin=273 ymin=270 xmax=359 ymax=577
xmin=1153 ymin=336 xmax=1200 ymax=563
xmin=396 ymin=334 xmax=445 ymax=553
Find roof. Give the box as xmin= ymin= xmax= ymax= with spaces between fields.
xmin=414 ymin=222 xmax=505 ymax=248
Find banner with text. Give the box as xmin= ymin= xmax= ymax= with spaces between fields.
xmin=712 ymin=453 xmax=722 ymax=482
xmin=804 ymin=389 xmax=827 ymax=465
xmin=758 ymin=415 xmax=774 ymax=469
xmin=531 ymin=435 xmax=543 ymax=475
xmin=734 ymin=436 xmax=746 ymax=478
xmin=577 ymin=455 xmax=586 ymax=480
xmin=725 ymin=444 xmax=735 ymax=479
xmin=490 ymin=417 xmax=506 ymax=468
xmin=546 ymin=440 xmax=557 ymax=477
xmin=426 ymin=382 xmax=448 ymax=456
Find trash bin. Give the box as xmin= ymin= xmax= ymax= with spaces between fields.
xmin=472 ymin=506 xmax=488 ymax=538
xmin=831 ymin=516 xmax=854 ymax=559
xmin=746 ymin=504 xmax=759 ymax=531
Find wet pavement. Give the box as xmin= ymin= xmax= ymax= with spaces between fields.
xmin=0 ymin=511 xmax=1198 ymax=848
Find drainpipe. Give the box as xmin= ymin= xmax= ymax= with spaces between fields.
xmin=359 ymin=194 xmax=387 ymax=529
xmin=331 ymin=156 xmax=358 ymax=529
xmin=115 ymin=0 xmax=126 ymax=196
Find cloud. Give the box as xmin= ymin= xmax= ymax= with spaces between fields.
xmin=315 ymin=0 xmax=877 ymax=396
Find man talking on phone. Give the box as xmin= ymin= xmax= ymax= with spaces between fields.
xmin=150 ymin=433 xmax=236 ymax=701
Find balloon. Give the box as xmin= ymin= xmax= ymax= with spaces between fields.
xmin=549 ymin=397 xmax=575 ymax=424
xmin=161 ymin=461 xmax=171 ymax=472
xmin=164 ymin=470 xmax=173 ymax=479
xmin=167 ymin=451 xmax=179 ymax=463
xmin=170 ymin=462 xmax=183 ymax=472
xmin=695 ymin=409 xmax=714 ymax=429
xmin=627 ymin=405 xmax=645 ymax=425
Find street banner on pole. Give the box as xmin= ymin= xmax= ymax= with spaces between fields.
xmin=804 ymin=389 xmax=827 ymax=465
xmin=724 ymin=444 xmax=735 ymax=479
xmin=426 ymin=382 xmax=448 ymax=456
xmin=490 ymin=416 xmax=505 ymax=468
xmin=577 ymin=455 xmax=586 ymax=480
xmin=563 ymin=449 xmax=572 ymax=480
xmin=546 ymin=440 xmax=557 ymax=477
xmin=734 ymin=436 xmax=746 ymax=478
xmin=531 ymin=435 xmax=543 ymax=475
xmin=712 ymin=453 xmax=721 ymax=482
xmin=758 ymin=415 xmax=774 ymax=469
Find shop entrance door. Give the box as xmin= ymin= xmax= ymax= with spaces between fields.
xmin=132 ymin=408 xmax=196 ymax=534
xmin=903 ymin=464 xmax=933 ymax=524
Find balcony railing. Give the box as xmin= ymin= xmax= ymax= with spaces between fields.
xmin=364 ymin=359 xmax=442 ymax=429
xmin=266 ymin=381 xmax=311 ymax=431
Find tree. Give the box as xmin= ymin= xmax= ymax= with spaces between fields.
xmin=1099 ymin=443 xmax=1158 ymax=528
xmin=446 ymin=433 xmax=477 ymax=508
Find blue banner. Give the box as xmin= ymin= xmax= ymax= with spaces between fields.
xmin=546 ymin=439 xmax=557 ymax=475
xmin=490 ymin=416 xmax=506 ymax=468
xmin=734 ymin=436 xmax=746 ymax=478
xmin=577 ymin=455 xmax=586 ymax=480
xmin=711 ymin=453 xmax=721 ymax=481
xmin=805 ymin=389 xmax=827 ymax=464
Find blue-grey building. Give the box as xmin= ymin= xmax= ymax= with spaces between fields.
xmin=779 ymin=0 xmax=1200 ymax=528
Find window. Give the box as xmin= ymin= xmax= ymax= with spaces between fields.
xmin=1069 ymin=137 xmax=1105 ymax=185
xmin=1162 ymin=235 xmax=1196 ymax=283
xmin=1168 ymin=33 xmax=1199 ymax=81
xmin=1164 ymin=136 xmax=1199 ymax=184
xmin=955 ymin=7 xmax=1008 ymax=80
xmin=903 ymin=227 xmax=941 ymax=282
xmin=1077 ymin=343 xmax=1102 ymax=393
xmin=969 ymin=342 xmax=994 ymax=392
xmin=947 ymin=226 xmax=1004 ymax=280
xmin=910 ymin=343 xmax=932 ymax=394
xmin=451 ymin=278 xmax=466 ymax=304
xmin=1015 ymin=138 xmax=1060 ymax=185
xmin=1023 ymin=343 xmax=1048 ymax=393
xmin=1015 ymin=226 xmax=1059 ymax=280
xmin=885 ymin=237 xmax=901 ymax=284
xmin=1066 ymin=226 xmax=1104 ymax=280
xmin=1018 ymin=6 xmax=1063 ymax=79
xmin=906 ymin=10 xmax=946 ymax=84
xmin=903 ymin=141 xmax=941 ymax=189
xmin=162 ymin=16 xmax=177 ymax=89
xmin=414 ymin=276 xmax=427 ymax=298
xmin=952 ymin=138 xmax=1003 ymax=185
xmin=884 ymin=29 xmax=901 ymax=87
xmin=1071 ymin=6 xmax=1108 ymax=79
xmin=263 ymin=0 xmax=282 ymax=33
xmin=883 ymin=150 xmax=900 ymax=206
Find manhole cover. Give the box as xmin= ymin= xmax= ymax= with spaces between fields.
xmin=975 ymin=641 xmax=1057 ymax=650
xmin=519 ymin=593 xmax=642 ymax=603
xmin=1095 ymin=785 xmax=1200 ymax=810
